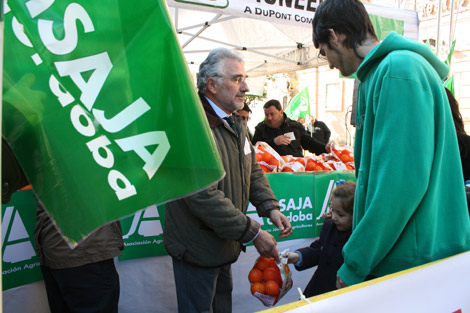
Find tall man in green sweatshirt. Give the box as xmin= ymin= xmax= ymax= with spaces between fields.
xmin=312 ymin=0 xmax=470 ymax=288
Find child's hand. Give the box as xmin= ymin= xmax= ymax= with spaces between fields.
xmin=285 ymin=252 xmax=300 ymax=264
xmin=323 ymin=211 xmax=332 ymax=220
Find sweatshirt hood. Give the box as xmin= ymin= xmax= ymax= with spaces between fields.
xmin=357 ymin=32 xmax=449 ymax=81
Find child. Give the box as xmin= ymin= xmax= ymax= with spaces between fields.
xmin=287 ymin=180 xmax=355 ymax=297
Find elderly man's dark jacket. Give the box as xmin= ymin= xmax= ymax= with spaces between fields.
xmin=163 ymin=94 xmax=280 ymax=267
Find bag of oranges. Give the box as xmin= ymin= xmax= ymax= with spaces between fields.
xmin=248 ymin=254 xmax=293 ymax=306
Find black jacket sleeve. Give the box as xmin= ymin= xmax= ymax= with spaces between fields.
xmin=2 ymin=137 xmax=29 ymax=204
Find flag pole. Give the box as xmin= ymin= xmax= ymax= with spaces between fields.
xmin=0 ymin=0 xmax=5 ymax=309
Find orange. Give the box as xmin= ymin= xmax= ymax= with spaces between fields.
xmin=248 ymin=268 xmax=263 ymax=283
xmin=256 ymin=153 xmax=262 ymax=162
xmin=262 ymin=152 xmax=273 ymax=163
xmin=294 ymin=158 xmax=305 ymax=166
xmin=251 ymin=282 xmax=265 ymax=295
xmin=267 ymin=158 xmax=279 ymax=167
xmin=281 ymin=155 xmax=290 ymax=162
xmin=255 ymin=257 xmax=270 ymax=271
xmin=263 ymin=267 xmax=282 ymax=285
xmin=265 ymin=280 xmax=280 ymax=297
xmin=339 ymin=154 xmax=350 ymax=163
xmin=282 ymin=167 xmax=293 ymax=172
xmin=259 ymin=165 xmax=269 ymax=173
xmin=262 ymin=267 xmax=277 ymax=281
xmin=266 ymin=258 xmax=277 ymax=269
xmin=305 ymin=161 xmax=315 ymax=171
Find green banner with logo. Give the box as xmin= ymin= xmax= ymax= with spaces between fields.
xmin=3 ymin=0 xmax=224 ymax=245
xmin=285 ymin=87 xmax=310 ymax=121
xmin=2 ymin=172 xmax=356 ymax=289
xmin=252 ymin=171 xmax=356 ymax=240
xmin=2 ymin=190 xmax=42 ymax=290
xmin=118 ymin=171 xmax=356 ymax=260
xmin=119 ymin=204 xmax=167 ymax=260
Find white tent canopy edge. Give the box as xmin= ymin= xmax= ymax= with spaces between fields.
xmin=166 ymin=0 xmax=419 ymax=77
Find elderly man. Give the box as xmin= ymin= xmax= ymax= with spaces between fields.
xmin=163 ymin=48 xmax=292 ymax=313
xmin=252 ymin=99 xmax=327 ymax=157
xmin=313 ymin=0 xmax=470 ymax=289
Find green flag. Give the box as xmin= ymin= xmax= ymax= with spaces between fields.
xmin=285 ymin=87 xmax=310 ymax=120
xmin=3 ymin=0 xmax=224 ymax=245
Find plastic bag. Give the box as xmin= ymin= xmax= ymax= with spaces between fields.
xmin=248 ymin=254 xmax=293 ymax=307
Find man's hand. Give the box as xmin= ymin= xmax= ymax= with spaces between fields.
xmin=325 ymin=142 xmax=332 ymax=153
xmin=269 ymin=210 xmax=292 ymax=239
xmin=274 ymin=135 xmax=291 ymax=146
xmin=336 ymin=275 xmax=348 ymax=289
xmin=253 ymin=230 xmax=280 ymax=263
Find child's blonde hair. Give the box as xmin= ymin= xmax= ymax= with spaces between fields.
xmin=332 ymin=181 xmax=356 ymax=214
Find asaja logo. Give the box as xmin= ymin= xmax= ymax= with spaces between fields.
xmin=174 ymin=0 xmax=229 ymax=9
xmin=1 ymin=206 xmax=36 ymax=263
xmin=123 ymin=205 xmax=163 ymax=238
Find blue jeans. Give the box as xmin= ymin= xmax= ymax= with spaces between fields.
xmin=172 ymin=258 xmax=232 ymax=313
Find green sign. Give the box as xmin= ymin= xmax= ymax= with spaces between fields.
xmin=1 ymin=172 xmax=356 ymax=289
xmin=2 ymin=190 xmax=43 ymax=290
xmin=250 ymin=171 xmax=356 ymax=241
xmin=119 ymin=204 xmax=167 ymax=260
xmin=119 ymin=171 xmax=356 ymax=258
xmin=3 ymin=0 xmax=224 ymax=245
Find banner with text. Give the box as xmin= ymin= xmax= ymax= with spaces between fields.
xmin=261 ymin=252 xmax=470 ymax=313
xmin=3 ymin=0 xmax=224 ymax=245
xmin=1 ymin=190 xmax=42 ymax=290
xmin=168 ymin=0 xmax=320 ymax=27
xmin=167 ymin=0 xmax=414 ymax=38
xmin=1 ymin=172 xmax=355 ymax=289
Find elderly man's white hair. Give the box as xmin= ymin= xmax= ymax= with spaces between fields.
xmin=196 ymin=48 xmax=244 ymax=94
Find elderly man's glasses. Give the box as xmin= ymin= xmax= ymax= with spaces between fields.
xmin=213 ymin=74 xmax=248 ymax=85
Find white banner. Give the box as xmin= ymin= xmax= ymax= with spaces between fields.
xmin=168 ymin=0 xmax=319 ymax=27
xmin=262 ymin=252 xmax=470 ymax=313
xmin=167 ymin=0 xmax=418 ymax=38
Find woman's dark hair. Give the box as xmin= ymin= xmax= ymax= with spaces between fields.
xmin=446 ymin=88 xmax=466 ymax=135
xmin=332 ymin=181 xmax=356 ymax=214
xmin=263 ymin=99 xmax=282 ymax=111
xmin=312 ymin=0 xmax=378 ymax=50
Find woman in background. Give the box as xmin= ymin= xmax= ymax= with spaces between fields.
xmin=446 ymin=88 xmax=470 ymax=181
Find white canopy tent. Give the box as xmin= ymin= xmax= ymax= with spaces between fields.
xmin=166 ymin=0 xmax=419 ymax=77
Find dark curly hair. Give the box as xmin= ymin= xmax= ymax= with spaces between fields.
xmin=312 ymin=0 xmax=377 ymax=51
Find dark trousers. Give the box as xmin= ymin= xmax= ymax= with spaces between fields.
xmin=172 ymin=258 xmax=232 ymax=313
xmin=41 ymin=259 xmax=120 ymax=313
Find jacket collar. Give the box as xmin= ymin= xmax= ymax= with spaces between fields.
xmin=199 ymin=93 xmax=224 ymax=129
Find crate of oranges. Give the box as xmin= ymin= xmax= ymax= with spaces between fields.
xmin=248 ymin=255 xmax=293 ymax=306
xmin=254 ymin=141 xmax=354 ymax=173
xmin=255 ymin=142 xmax=285 ymax=173
xmin=330 ymin=144 xmax=355 ymax=170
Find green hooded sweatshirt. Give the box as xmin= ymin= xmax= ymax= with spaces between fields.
xmin=338 ymin=32 xmax=470 ymax=285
